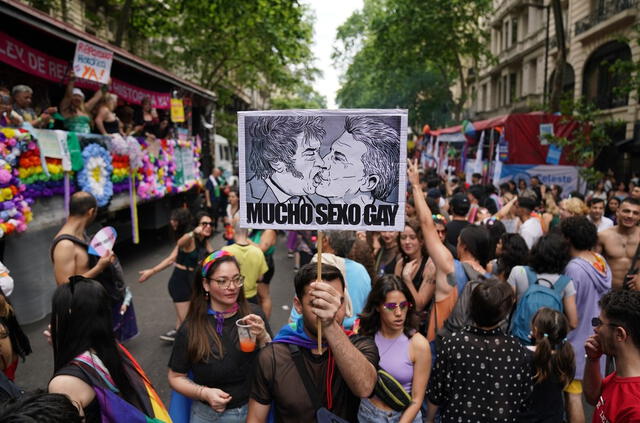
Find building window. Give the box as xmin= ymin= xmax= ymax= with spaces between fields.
xmin=582 ymin=41 xmax=631 ymax=109
xmin=511 ymin=19 xmax=518 ymax=45
xmin=482 ymin=84 xmax=488 ymax=111
xmin=502 ymin=75 xmax=508 ymax=105
xmin=510 ymin=73 xmax=517 ymax=103
xmin=504 ymin=21 xmax=509 ymax=50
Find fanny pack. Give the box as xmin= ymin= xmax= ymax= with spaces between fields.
xmin=373 ymin=369 xmax=413 ymax=412
xmin=287 ymin=344 xmax=349 ymax=423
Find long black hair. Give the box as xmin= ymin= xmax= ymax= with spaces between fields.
xmin=50 ymin=277 xmax=137 ymax=405
xmin=187 ymin=254 xmax=250 ymax=362
xmin=458 ymin=225 xmax=491 ymax=268
xmin=497 ymin=233 xmax=529 ymax=280
xmin=169 ymin=208 xmax=194 ymax=240
xmin=358 ymin=274 xmax=419 ymax=338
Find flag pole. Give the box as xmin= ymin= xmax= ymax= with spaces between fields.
xmin=316 ymin=230 xmax=323 ymax=352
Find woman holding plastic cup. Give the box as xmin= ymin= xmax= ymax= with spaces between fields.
xmin=168 ymin=250 xmax=271 ymax=423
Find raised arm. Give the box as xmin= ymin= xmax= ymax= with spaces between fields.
xmin=60 ymin=71 xmax=75 ymax=112
xmin=407 ymin=160 xmax=454 ymax=276
xmin=85 ymin=87 xmax=105 ymax=115
xmin=138 ymin=235 xmax=188 ymax=282
xmin=312 ymin=281 xmax=377 ymax=397
xmin=494 ymin=196 xmax=518 ymax=220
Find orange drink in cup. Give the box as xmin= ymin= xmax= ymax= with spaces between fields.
xmin=236 ymin=319 xmax=256 ymax=352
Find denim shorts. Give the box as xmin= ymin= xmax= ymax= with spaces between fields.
xmin=358 ymin=397 xmax=422 ymax=423
xmin=190 ymin=400 xmax=248 ymax=423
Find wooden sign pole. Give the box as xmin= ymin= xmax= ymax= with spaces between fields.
xmin=316 ymin=230 xmax=323 ymax=352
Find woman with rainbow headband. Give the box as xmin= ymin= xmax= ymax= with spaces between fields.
xmin=168 ymin=250 xmax=271 ymax=423
xmin=48 ymin=276 xmax=170 ymax=422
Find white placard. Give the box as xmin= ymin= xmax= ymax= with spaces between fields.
xmin=73 ymin=40 xmax=113 ymax=84
xmin=238 ymin=109 xmax=408 ymax=231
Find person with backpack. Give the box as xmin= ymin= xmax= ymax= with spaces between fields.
xmin=518 ymin=308 xmax=576 ymax=423
xmin=508 ymin=233 xmax=578 ymax=345
xmin=48 ymin=277 xmax=170 ymax=423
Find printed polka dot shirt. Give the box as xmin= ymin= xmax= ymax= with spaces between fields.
xmin=427 ymin=326 xmax=534 ymax=422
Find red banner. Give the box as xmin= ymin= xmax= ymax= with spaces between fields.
xmin=0 ymin=32 xmax=171 ymax=109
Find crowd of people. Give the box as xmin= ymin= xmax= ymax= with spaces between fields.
xmin=1 ymin=72 xmax=172 ymax=138
xmin=0 ymin=155 xmax=638 ymax=422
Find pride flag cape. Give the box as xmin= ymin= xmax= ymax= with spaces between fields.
xmin=272 ymin=317 xmax=328 ymax=349
xmin=72 ymin=345 xmax=171 ymax=423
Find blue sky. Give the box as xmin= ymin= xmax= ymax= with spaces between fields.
xmin=304 ymin=0 xmax=363 ymax=108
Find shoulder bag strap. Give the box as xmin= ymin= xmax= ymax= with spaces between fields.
xmin=628 ymin=241 xmax=640 ymax=274
xmin=50 ymin=234 xmax=89 ymax=262
xmin=287 ymin=344 xmax=322 ymax=411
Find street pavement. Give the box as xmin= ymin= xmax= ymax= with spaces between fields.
xmin=14 ymin=229 xmax=296 ymax=405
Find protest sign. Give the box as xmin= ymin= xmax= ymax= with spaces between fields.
xmin=73 ymin=40 xmax=113 ymax=84
xmin=238 ymin=110 xmax=408 ymax=231
xmin=170 ymin=99 xmax=185 ymax=123
xmin=88 ymin=226 xmax=117 ymax=256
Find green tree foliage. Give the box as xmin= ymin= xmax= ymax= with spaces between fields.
xmin=610 ymin=23 xmax=640 ymax=104
xmin=334 ymin=0 xmax=492 ymax=130
xmin=29 ymin=0 xmax=322 ymax=113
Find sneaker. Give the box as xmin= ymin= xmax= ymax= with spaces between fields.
xmin=160 ymin=329 xmax=177 ymax=342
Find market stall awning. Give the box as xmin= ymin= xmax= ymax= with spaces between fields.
xmin=0 ymin=0 xmax=216 ymax=102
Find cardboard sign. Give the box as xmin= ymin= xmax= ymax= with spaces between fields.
xmin=171 ymin=99 xmax=185 ymax=123
xmin=88 ymin=226 xmax=117 ymax=256
xmin=238 ymin=109 xmax=408 ymax=231
xmin=73 ymin=40 xmax=113 ymax=84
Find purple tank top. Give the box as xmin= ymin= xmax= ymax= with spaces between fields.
xmin=375 ymin=332 xmax=414 ymax=393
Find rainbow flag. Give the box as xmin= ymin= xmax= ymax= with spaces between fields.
xmin=72 ymin=345 xmax=172 ymax=423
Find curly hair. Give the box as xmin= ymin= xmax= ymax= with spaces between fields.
xmin=560 ymin=216 xmax=598 ymax=251
xmin=529 ymin=233 xmax=571 ymax=274
xmin=560 ymin=197 xmax=588 ymax=216
xmin=600 ymin=290 xmax=640 ymax=350
xmin=248 ymin=116 xmax=326 ymax=180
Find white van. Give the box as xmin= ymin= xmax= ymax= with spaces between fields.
xmin=213 ymin=134 xmax=237 ymax=187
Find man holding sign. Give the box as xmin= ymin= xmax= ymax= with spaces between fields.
xmin=51 ymin=191 xmax=137 ymax=341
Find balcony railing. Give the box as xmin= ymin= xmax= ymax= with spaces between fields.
xmin=575 ymin=0 xmax=638 ymax=36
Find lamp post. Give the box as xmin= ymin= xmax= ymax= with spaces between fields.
xmin=525 ymin=2 xmax=551 ymax=107
xmin=542 ymin=4 xmax=550 ymax=107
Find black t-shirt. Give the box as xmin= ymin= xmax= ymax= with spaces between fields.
xmin=251 ymin=335 xmax=379 ymax=423
xmin=445 ymin=219 xmax=470 ymax=247
xmin=168 ymin=303 xmax=269 ymax=410
xmin=518 ymin=349 xmax=564 ymax=422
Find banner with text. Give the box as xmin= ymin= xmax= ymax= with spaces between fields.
xmin=0 ymin=32 xmax=171 ymax=108
xmin=238 ymin=109 xmax=408 ymax=231
xmin=497 ymin=164 xmax=580 ymax=195
xmin=73 ymin=40 xmax=113 ymax=84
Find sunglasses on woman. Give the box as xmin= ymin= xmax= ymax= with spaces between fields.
xmin=382 ymin=301 xmax=411 ymax=312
